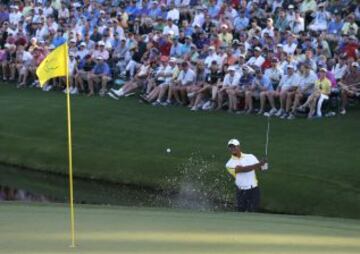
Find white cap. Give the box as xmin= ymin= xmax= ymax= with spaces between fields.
xmin=228 ymin=66 xmax=236 ymax=71
xmin=277 ymin=43 xmax=283 ymax=48
xmin=70 ymin=38 xmax=76 ymax=43
xmin=351 ymin=62 xmax=359 ymax=67
xmin=319 ymin=67 xmax=327 ymax=72
xmin=169 ymin=57 xmax=177 ymax=62
xmin=96 ymin=56 xmax=104 ymax=60
xmin=254 ymin=46 xmax=261 ymax=51
xmin=287 ymin=64 xmax=295 ymax=70
xmin=98 ymin=41 xmax=105 ymax=46
xmin=228 ymin=139 xmax=240 ymax=146
xmin=208 ymin=46 xmax=215 ymax=50
xmin=80 ymin=42 xmax=86 ymax=46
xmin=221 ymin=24 xmax=228 ymax=29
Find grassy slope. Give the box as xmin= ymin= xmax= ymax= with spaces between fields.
xmin=1 ymin=203 xmax=360 ymax=254
xmin=0 ymin=84 xmax=360 ymax=218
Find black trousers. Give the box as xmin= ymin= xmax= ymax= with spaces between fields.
xmin=236 ymin=187 xmax=260 ymax=212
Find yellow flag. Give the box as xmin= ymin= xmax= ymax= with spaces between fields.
xmin=36 ymin=43 xmax=68 ymax=87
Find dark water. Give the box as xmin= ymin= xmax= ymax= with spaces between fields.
xmin=0 ymin=164 xmax=235 ymax=211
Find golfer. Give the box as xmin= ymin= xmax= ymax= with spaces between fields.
xmin=225 ymin=139 xmax=267 ymax=212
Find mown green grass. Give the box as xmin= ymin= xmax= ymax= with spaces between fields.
xmin=1 ymin=203 xmax=360 ymax=254
xmin=0 ymin=84 xmax=360 ymax=218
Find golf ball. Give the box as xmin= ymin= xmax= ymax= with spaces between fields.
xmin=166 ymin=148 xmax=171 ymax=153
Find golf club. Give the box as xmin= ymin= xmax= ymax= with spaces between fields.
xmin=262 ymin=115 xmax=270 ymax=170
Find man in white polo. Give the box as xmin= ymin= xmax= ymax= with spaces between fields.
xmin=225 ymin=139 xmax=266 ymax=212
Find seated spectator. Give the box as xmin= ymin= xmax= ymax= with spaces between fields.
xmin=244 ymin=68 xmax=275 ymax=115
xmin=87 ymin=56 xmax=112 ymax=96
xmin=299 ymin=68 xmax=331 ymax=118
xmin=16 ymin=45 xmax=33 ymax=88
xmin=264 ymin=57 xmax=283 ymax=90
xmin=216 ymin=66 xmax=241 ymax=111
xmin=1 ymin=43 xmax=16 ymax=81
xmin=191 ymin=61 xmax=224 ymax=111
xmin=339 ymin=62 xmax=360 ymax=115
xmin=187 ymin=62 xmax=206 ymax=109
xmin=288 ymin=63 xmax=317 ymax=119
xmin=165 ymin=61 xmax=196 ymax=105
xmin=75 ymin=55 xmax=95 ymax=94
xmin=141 ymin=57 xmax=178 ymax=104
xmin=247 ymin=47 xmax=265 ymax=69
xmin=109 ymin=59 xmax=151 ymax=99
xmin=308 ymin=2 xmax=330 ymax=32
xmin=274 ymin=65 xmax=300 ymax=118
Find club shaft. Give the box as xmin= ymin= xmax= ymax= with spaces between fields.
xmin=265 ymin=117 xmax=270 ymax=157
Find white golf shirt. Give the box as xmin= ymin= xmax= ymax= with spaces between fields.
xmin=223 ymin=72 xmax=241 ymax=87
xmin=177 ymin=69 xmax=196 ymax=86
xmin=225 ymin=153 xmax=259 ymax=190
xmin=278 ymin=73 xmax=300 ymax=90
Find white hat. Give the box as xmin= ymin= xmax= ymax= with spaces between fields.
xmin=98 ymin=41 xmax=105 ymax=46
xmin=287 ymin=65 xmax=295 ymax=70
xmin=254 ymin=46 xmax=262 ymax=51
xmin=96 ymin=56 xmax=104 ymax=60
xmin=80 ymin=42 xmax=86 ymax=46
xmin=228 ymin=66 xmax=236 ymax=71
xmin=70 ymin=38 xmax=76 ymax=43
xmin=169 ymin=57 xmax=177 ymax=62
xmin=208 ymin=46 xmax=215 ymax=50
xmin=351 ymin=62 xmax=359 ymax=67
xmin=319 ymin=67 xmax=327 ymax=72
xmin=288 ymin=4 xmax=294 ymax=9
xmin=277 ymin=44 xmax=283 ymax=48
xmin=228 ymin=139 xmax=240 ymax=146
xmin=221 ymin=24 xmax=228 ymax=29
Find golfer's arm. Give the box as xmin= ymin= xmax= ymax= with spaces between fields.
xmin=235 ymin=163 xmax=262 ymax=173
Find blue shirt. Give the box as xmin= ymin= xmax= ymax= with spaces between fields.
xmin=234 ymin=16 xmax=249 ymax=31
xmin=92 ymin=63 xmax=111 ymax=76
xmin=170 ymin=43 xmax=185 ymax=57
xmin=327 ymin=21 xmax=343 ymax=35
xmin=240 ymin=74 xmax=254 ymax=87
xmin=256 ymin=76 xmax=273 ymax=91
xmin=208 ymin=6 xmax=220 ymax=18
xmin=52 ymin=37 xmax=67 ymax=48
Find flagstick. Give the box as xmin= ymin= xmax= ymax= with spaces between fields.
xmin=65 ymin=43 xmax=76 ymax=248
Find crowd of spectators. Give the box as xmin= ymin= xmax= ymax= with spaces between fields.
xmin=0 ymin=0 xmax=359 ymax=119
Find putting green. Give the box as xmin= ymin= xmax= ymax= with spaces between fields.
xmin=1 ymin=203 xmax=359 ymax=254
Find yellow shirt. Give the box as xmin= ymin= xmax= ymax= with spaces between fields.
xmin=315 ymin=78 xmax=331 ymax=95
xmin=218 ymin=33 xmax=233 ymax=45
